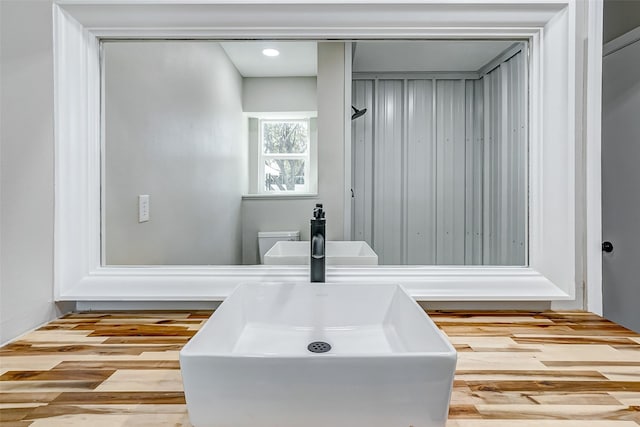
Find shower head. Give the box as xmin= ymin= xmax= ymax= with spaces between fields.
xmin=351 ymin=106 xmax=367 ymax=120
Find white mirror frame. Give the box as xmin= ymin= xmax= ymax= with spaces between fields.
xmin=53 ymin=0 xmax=602 ymax=307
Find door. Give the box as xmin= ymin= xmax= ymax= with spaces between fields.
xmin=602 ymin=36 xmax=640 ymax=333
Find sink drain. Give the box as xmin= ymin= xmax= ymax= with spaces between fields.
xmin=307 ymin=341 xmax=331 ymax=353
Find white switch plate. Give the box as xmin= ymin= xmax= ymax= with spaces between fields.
xmin=138 ymin=195 xmax=150 ymax=222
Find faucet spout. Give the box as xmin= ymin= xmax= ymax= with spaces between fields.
xmin=310 ymin=203 xmax=326 ymax=282
xmin=311 ymin=234 xmax=325 ymax=259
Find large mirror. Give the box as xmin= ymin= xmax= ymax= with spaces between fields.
xmin=101 ymin=39 xmax=528 ymax=267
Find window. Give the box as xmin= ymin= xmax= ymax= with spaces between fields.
xmin=259 ymin=119 xmax=311 ymax=193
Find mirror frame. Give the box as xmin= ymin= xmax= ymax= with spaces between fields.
xmin=52 ymin=0 xmax=603 ymax=308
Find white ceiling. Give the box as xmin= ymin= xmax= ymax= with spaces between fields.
xmin=219 ymin=40 xmax=519 ymax=77
xmin=352 ymin=41 xmax=518 ymax=73
xmin=220 ymin=41 xmax=317 ymax=77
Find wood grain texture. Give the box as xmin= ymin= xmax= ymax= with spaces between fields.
xmin=1 ymin=310 xmax=638 ymax=426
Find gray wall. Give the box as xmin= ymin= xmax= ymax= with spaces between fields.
xmin=243 ymin=77 xmax=317 ymax=112
xmin=0 ymin=0 xmax=67 ymax=344
xmin=601 ymin=0 xmax=640 ymax=332
xmin=602 ymin=37 xmax=640 ymax=332
xmin=104 ymin=42 xmax=245 ymax=265
xmin=603 ymin=0 xmax=640 ymax=43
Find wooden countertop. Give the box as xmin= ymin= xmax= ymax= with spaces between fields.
xmin=1 ymin=310 xmax=639 ymax=426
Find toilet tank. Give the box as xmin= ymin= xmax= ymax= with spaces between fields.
xmin=258 ymin=231 xmax=300 ymax=264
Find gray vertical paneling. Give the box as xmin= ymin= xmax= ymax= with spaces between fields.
xmin=373 ymin=80 xmax=404 ymax=264
xmin=352 ymin=50 xmax=526 ymax=265
xmin=482 ymin=50 xmax=527 ymax=265
xmin=509 ymin=51 xmax=527 ymax=264
xmin=483 ymin=68 xmax=502 ymax=265
xmin=505 ymin=58 xmax=515 ymax=263
xmin=351 ymin=80 xmax=374 ymax=244
xmin=402 ymin=79 xmax=409 ymax=264
xmin=436 ymin=80 xmax=466 ymax=265
xmin=506 ymin=57 xmax=517 ymax=264
xmin=465 ymin=79 xmax=484 ymax=264
xmin=406 ymin=80 xmax=436 ymax=264
xmin=517 ymin=51 xmax=528 ymax=264
xmin=499 ymin=59 xmax=510 ymax=264
xmin=492 ymin=68 xmax=502 ymax=264
xmin=482 ymin=73 xmax=492 ymax=263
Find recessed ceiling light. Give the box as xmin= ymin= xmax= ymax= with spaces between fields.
xmin=262 ymin=48 xmax=280 ymax=57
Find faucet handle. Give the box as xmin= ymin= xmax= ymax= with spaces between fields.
xmin=313 ymin=203 xmax=325 ymax=219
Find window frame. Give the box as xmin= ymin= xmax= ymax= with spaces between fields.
xmin=258 ymin=118 xmax=312 ymax=194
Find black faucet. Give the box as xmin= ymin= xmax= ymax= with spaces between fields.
xmin=310 ymin=203 xmax=326 ymax=283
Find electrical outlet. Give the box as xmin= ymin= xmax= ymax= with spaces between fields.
xmin=138 ymin=195 xmax=150 ymax=222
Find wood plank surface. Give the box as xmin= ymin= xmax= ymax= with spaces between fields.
xmin=0 ymin=310 xmax=638 ymax=426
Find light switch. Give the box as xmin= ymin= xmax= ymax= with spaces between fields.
xmin=138 ymin=195 xmax=150 ymax=222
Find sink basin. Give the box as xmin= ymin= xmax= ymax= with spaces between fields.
xmin=180 ymin=282 xmax=457 ymax=427
xmin=263 ymin=240 xmax=378 ymax=265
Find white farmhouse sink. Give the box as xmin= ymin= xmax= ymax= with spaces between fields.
xmin=180 ymin=282 xmax=457 ymax=427
xmin=263 ymin=240 xmax=378 ymax=265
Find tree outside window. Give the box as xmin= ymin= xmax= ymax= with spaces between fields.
xmin=260 ymin=120 xmax=310 ymax=193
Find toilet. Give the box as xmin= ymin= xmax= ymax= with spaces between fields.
xmin=258 ymin=231 xmax=300 ymax=264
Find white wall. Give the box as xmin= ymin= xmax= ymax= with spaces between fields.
xmin=241 ymin=198 xmax=319 ymax=264
xmin=242 ymin=118 xmax=318 ymax=265
xmin=316 ymin=42 xmax=346 ymax=239
xmin=241 ymin=44 xmax=345 ymax=264
xmin=352 ymin=40 xmax=515 ymax=72
xmin=241 ymin=77 xmax=319 ymax=264
xmin=243 ymin=77 xmax=317 ymax=112
xmin=244 ymin=77 xmax=318 ymax=195
xmin=104 ymin=42 xmax=244 ymax=265
xmin=0 ymin=0 xmax=69 ymax=344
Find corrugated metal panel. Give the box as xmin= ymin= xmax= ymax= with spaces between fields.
xmin=351 ymin=50 xmax=526 ymax=265
xmin=435 ymin=80 xmax=466 ymax=265
xmin=406 ymin=79 xmax=436 ymax=264
xmin=516 ymin=51 xmax=528 ymax=264
xmin=511 ymin=51 xmax=528 ymax=264
xmin=465 ymin=79 xmax=484 ymax=265
xmin=351 ymin=80 xmax=374 ymax=244
xmin=482 ymin=51 xmax=527 ymax=265
xmin=485 ymin=65 xmax=501 ymax=264
xmin=373 ymin=80 xmax=404 ymax=264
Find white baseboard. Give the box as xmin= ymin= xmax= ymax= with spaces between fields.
xmin=420 ymin=301 xmax=552 ymax=311
xmin=76 ymin=300 xmax=221 ymax=311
